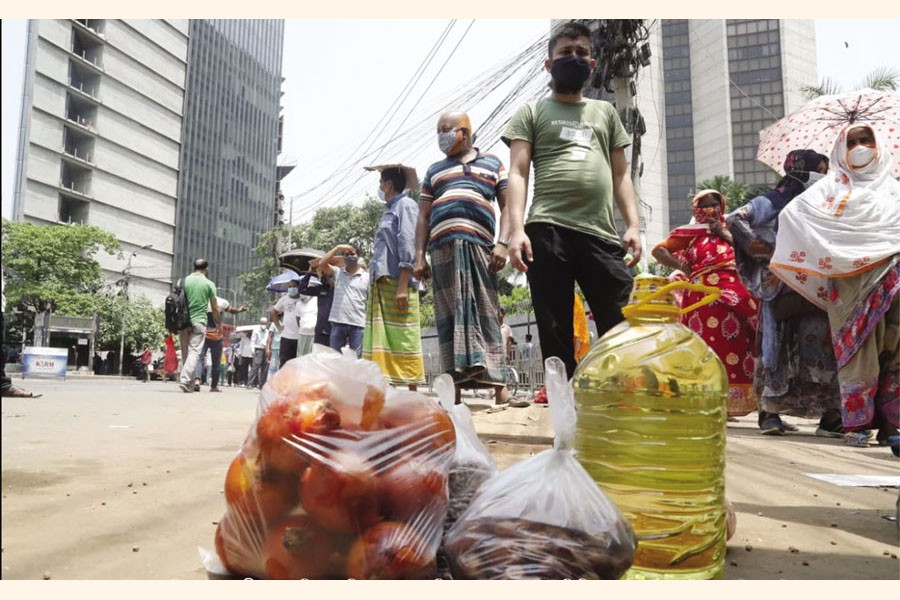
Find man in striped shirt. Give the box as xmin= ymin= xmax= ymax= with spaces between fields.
xmin=414 ymin=111 xmax=522 ymax=406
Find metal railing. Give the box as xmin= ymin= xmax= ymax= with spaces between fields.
xmin=63 ymin=146 xmax=93 ymax=163
xmin=66 ymin=114 xmax=96 ymax=130
xmin=68 ymin=79 xmax=98 ymax=99
xmin=72 ymin=48 xmax=103 ymax=69
xmin=422 ymin=345 xmax=545 ymax=396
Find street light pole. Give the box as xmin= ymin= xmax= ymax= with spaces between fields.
xmin=118 ymin=244 xmax=153 ymax=377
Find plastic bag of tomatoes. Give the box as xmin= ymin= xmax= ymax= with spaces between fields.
xmin=442 ymin=357 xmax=636 ymax=580
xmin=210 ymin=347 xmax=456 ymax=579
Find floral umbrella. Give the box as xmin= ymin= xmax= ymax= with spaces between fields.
xmin=756 ymin=88 xmax=900 ymax=178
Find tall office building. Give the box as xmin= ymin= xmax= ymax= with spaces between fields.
xmin=173 ymin=19 xmax=284 ymax=308
xmin=12 ymin=19 xmax=285 ymax=309
xmin=12 ymin=19 xmax=189 ymax=304
xmin=660 ymin=19 xmax=817 ymax=230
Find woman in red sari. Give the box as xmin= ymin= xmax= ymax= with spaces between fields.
xmin=652 ymin=189 xmax=759 ymax=417
xmin=163 ymin=333 xmax=179 ymax=383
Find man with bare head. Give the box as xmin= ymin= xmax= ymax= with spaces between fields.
xmin=502 ymin=20 xmax=642 ymax=379
xmin=414 ymin=110 xmax=522 ymax=405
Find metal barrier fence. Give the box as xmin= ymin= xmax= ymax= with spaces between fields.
xmin=421 ymin=345 xmax=545 ymax=397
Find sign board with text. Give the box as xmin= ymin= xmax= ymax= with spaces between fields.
xmin=22 ymin=346 xmax=68 ymax=379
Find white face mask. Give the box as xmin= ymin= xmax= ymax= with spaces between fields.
xmin=376 ymin=188 xmax=385 ymax=201
xmin=848 ymin=145 xmax=876 ymax=169
xmin=804 ymin=171 xmax=825 ymax=189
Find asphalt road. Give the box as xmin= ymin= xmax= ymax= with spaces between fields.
xmin=1 ymin=375 xmax=898 ymax=580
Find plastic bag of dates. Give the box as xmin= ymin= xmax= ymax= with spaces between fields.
xmin=443 ymin=357 xmax=636 ymax=580
xmin=210 ymin=346 xmax=456 ymax=579
xmin=431 ymin=374 xmax=499 ymax=579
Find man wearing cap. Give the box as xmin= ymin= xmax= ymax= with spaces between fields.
xmin=363 ymin=166 xmax=425 ymax=390
xmin=246 ymin=316 xmax=270 ymax=389
xmin=269 ymin=278 xmax=304 ymax=369
xmin=318 ymin=244 xmax=369 ymax=357
xmin=179 ymin=258 xmax=220 ymax=393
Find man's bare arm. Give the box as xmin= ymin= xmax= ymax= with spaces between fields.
xmin=611 ymin=147 xmax=642 ymax=268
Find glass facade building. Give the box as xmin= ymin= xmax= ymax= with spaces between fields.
xmin=661 ymin=19 xmax=697 ymax=230
xmin=173 ymin=19 xmax=284 ymax=304
xmin=659 ymin=19 xmax=814 ymax=230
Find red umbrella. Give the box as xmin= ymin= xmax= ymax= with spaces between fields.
xmin=756 ymin=88 xmax=900 ymax=178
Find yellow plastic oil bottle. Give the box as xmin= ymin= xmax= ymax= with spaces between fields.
xmin=573 ymin=274 xmax=728 ymax=580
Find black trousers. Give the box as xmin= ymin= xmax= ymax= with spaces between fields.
xmin=238 ymin=356 xmax=251 ymax=385
xmin=199 ymin=338 xmax=224 ymax=388
xmin=279 ymin=337 xmax=299 ymax=368
xmin=1 ymin=314 xmax=10 ymax=391
xmin=525 ymin=222 xmax=633 ymax=379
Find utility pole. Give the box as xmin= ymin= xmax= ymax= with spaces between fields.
xmin=118 ymin=243 xmax=153 ymax=377
xmin=580 ymin=19 xmax=652 ymax=271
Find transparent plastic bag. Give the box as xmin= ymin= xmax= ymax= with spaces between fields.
xmin=443 ymin=357 xmax=636 ymax=580
xmin=432 ymin=375 xmax=499 ymax=579
xmin=212 ymin=346 xmax=456 ymax=579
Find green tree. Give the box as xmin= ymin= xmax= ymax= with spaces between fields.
xmin=94 ymin=293 xmax=166 ymax=352
xmin=499 ymin=284 xmax=532 ymax=316
xmin=292 ymin=197 xmax=384 ymax=258
xmin=240 ymin=199 xmax=385 ymax=317
xmin=2 ymin=220 xmax=121 ymax=314
xmin=693 ymin=176 xmax=751 ymax=213
xmin=239 ymin=228 xmax=281 ymax=318
xmin=801 ymin=67 xmax=899 ymax=100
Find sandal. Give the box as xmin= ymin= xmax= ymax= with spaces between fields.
xmin=843 ymin=432 xmax=872 ymax=448
xmin=2 ymin=386 xmax=42 ymax=398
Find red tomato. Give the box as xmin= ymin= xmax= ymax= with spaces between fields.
xmin=215 ymin=511 xmax=266 ymax=578
xmin=300 ymin=449 xmax=382 ymax=534
xmin=224 ymin=453 xmax=299 ymax=526
xmin=256 ymin=398 xmax=340 ymax=473
xmin=378 ymin=455 xmax=448 ymax=522
xmin=380 ymin=397 xmax=456 ymax=454
xmin=263 ymin=514 xmax=350 ymax=579
xmin=345 ymin=521 xmax=436 ymax=579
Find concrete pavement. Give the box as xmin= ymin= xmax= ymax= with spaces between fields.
xmin=1 ymin=376 xmax=897 ymax=580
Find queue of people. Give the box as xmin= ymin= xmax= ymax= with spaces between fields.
xmin=160 ymin=21 xmax=898 ymax=457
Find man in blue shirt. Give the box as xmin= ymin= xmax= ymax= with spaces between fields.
xmin=362 ymin=166 xmax=425 ymax=390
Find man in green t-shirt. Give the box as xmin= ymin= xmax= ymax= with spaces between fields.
xmin=178 ymin=258 xmax=220 ymax=393
xmin=502 ymin=20 xmax=642 ymax=379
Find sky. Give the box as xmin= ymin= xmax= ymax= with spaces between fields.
xmin=3 ymin=18 xmax=900 ymax=223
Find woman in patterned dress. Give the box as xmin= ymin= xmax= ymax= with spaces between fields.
xmin=770 ymin=124 xmax=900 ymax=449
xmin=652 ymin=189 xmax=759 ymax=417
xmin=727 ymin=149 xmax=841 ymax=436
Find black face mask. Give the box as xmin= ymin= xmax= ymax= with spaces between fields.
xmin=550 ymin=54 xmax=592 ymax=93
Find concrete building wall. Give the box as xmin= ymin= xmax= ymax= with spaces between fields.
xmin=689 ymin=20 xmax=734 ymax=184
xmin=93 ymin=137 xmax=178 ymax=197
xmin=99 ymin=77 xmax=183 ymax=141
xmin=22 ymin=179 xmax=59 ymax=223
xmin=93 ymin=108 xmax=181 ymax=170
xmin=780 ymin=20 xmax=818 ymax=115
xmin=14 ymin=19 xmax=188 ymax=307
xmin=89 ymin=175 xmax=176 ymax=227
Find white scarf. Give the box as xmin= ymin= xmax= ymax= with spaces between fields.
xmin=770 ymin=124 xmax=900 ymax=310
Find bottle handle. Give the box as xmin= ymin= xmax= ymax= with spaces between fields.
xmin=622 ymin=280 xmax=721 ymax=319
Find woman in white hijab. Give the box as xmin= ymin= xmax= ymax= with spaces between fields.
xmin=770 ymin=123 xmax=900 ymax=449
